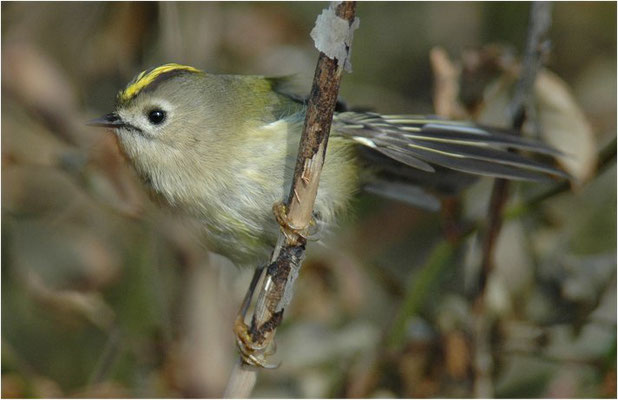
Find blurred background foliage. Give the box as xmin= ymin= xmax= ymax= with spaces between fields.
xmin=1 ymin=2 xmax=616 ymax=398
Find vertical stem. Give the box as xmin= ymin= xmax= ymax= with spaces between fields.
xmin=223 ymin=2 xmax=358 ymax=397
xmin=473 ymin=3 xmax=553 ymax=397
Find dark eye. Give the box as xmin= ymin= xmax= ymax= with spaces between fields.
xmin=147 ymin=109 xmax=166 ymax=125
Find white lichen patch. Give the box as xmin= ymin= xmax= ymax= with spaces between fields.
xmin=310 ymin=2 xmax=360 ymax=72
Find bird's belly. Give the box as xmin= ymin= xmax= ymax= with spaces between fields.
xmin=198 ymin=138 xmax=359 ymax=265
xmin=195 ymin=171 xmax=287 ymax=266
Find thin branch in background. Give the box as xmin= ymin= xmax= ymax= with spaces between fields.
xmin=506 ymin=135 xmax=617 ymax=219
xmin=223 ymin=2 xmax=358 ymax=398
xmin=430 ymin=47 xmax=467 ymax=120
xmin=473 ymin=3 xmax=553 ymax=398
xmin=87 ymin=326 xmax=123 ymax=387
xmin=478 ymin=1 xmax=553 ymax=297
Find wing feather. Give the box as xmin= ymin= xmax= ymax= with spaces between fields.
xmin=334 ymin=112 xmax=569 ymax=181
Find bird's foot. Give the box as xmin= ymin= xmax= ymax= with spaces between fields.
xmin=272 ymin=202 xmax=320 ymax=243
xmin=233 ymin=316 xmax=280 ymax=369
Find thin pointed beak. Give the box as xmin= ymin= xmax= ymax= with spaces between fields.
xmin=87 ymin=112 xmax=124 ymax=128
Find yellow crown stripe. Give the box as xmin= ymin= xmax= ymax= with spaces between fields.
xmin=119 ymin=63 xmax=201 ymax=103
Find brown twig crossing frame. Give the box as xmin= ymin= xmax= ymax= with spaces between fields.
xmin=224 ymin=2 xmax=358 ymax=397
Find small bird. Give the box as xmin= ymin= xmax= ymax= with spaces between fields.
xmin=89 ymin=63 xmax=567 ymax=267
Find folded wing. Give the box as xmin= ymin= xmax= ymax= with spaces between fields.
xmin=333 ymin=112 xmax=569 ymax=182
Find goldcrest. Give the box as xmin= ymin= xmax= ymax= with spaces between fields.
xmin=89 ymin=63 xmax=567 ymax=265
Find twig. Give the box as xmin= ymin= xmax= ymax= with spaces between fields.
xmin=506 ymin=136 xmax=617 ymax=219
xmin=478 ymin=1 xmax=552 ymax=297
xmin=87 ymin=325 xmax=123 ymax=386
xmin=223 ymin=2 xmax=358 ymax=397
xmin=429 ymin=47 xmax=467 ymax=120
xmin=501 ymin=349 xmax=607 ymax=369
xmin=473 ymin=3 xmax=553 ymax=398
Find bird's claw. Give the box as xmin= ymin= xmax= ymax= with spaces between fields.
xmin=272 ymin=202 xmax=320 ymax=242
xmin=234 ymin=316 xmax=280 ymax=369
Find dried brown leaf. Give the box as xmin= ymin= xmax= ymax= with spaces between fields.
xmin=535 ymin=70 xmax=598 ymax=185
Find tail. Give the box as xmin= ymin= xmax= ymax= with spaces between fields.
xmin=333 ymin=112 xmax=570 ymax=182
